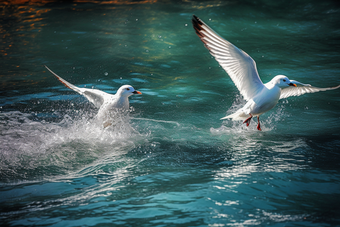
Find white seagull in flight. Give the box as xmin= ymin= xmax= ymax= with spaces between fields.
xmin=45 ymin=66 xmax=142 ymax=127
xmin=192 ymin=15 xmax=340 ymax=131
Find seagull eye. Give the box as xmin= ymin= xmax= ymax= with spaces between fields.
xmin=126 ymin=88 xmax=130 ymax=91
xmin=283 ymin=79 xmax=286 ymax=82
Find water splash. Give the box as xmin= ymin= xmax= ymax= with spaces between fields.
xmin=0 ymin=111 xmax=144 ymax=183
xmin=211 ymin=98 xmax=289 ymax=135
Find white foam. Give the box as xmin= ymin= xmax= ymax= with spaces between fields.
xmin=0 ymin=111 xmax=145 ymax=182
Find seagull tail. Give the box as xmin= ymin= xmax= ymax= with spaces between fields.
xmin=220 ymin=110 xmax=249 ymax=121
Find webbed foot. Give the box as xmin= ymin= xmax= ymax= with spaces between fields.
xmin=243 ymin=114 xmax=252 ymax=127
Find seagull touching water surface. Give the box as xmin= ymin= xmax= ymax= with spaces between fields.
xmin=192 ymin=15 xmax=340 ymax=131
xmin=45 ymin=66 xmax=142 ymax=127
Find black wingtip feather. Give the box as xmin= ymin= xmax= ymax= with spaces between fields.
xmin=192 ymin=15 xmax=203 ymax=26
xmin=192 ymin=15 xmax=205 ymax=38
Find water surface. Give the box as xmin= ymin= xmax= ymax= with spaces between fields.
xmin=1 ymin=0 xmax=340 ymax=226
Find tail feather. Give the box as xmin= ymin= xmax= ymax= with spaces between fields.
xmin=221 ymin=110 xmax=249 ymax=121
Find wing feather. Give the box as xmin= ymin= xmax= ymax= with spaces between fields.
xmin=192 ymin=15 xmax=264 ymax=101
xmin=45 ymin=65 xmax=106 ymax=108
xmin=280 ymin=80 xmax=340 ymax=99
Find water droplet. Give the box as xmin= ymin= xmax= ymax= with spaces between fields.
xmin=168 ymin=46 xmax=171 ymax=49
xmin=184 ymin=24 xmax=188 ymax=26
xmin=145 ymin=49 xmax=149 ymax=52
xmin=104 ymin=72 xmax=108 ymax=76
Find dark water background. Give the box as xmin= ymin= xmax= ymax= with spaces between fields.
xmin=1 ymin=0 xmax=340 ymax=226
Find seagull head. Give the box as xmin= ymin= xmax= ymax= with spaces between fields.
xmin=117 ymin=85 xmax=142 ymax=97
xmin=273 ymin=75 xmax=297 ymax=88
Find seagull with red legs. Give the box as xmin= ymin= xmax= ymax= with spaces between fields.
xmin=192 ymin=15 xmax=340 ymax=131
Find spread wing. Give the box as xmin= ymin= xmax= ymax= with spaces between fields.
xmin=45 ymin=65 xmax=106 ymax=108
xmin=280 ymin=80 xmax=340 ymax=99
xmin=192 ymin=15 xmax=264 ymax=101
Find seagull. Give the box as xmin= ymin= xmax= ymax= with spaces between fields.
xmin=45 ymin=65 xmax=142 ymax=127
xmin=192 ymin=15 xmax=340 ymax=131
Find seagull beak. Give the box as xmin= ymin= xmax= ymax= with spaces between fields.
xmin=133 ymin=90 xmax=142 ymax=95
xmin=289 ymin=83 xmax=297 ymax=87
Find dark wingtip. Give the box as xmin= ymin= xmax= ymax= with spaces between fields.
xmin=192 ymin=15 xmax=198 ymax=23
xmin=192 ymin=15 xmax=203 ymax=26
xmin=192 ymin=15 xmax=205 ymax=38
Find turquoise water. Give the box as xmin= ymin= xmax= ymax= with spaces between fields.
xmin=1 ymin=0 xmax=340 ymax=226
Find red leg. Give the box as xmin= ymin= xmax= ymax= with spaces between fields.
xmin=243 ymin=114 xmax=252 ymax=127
xmin=256 ymin=116 xmax=261 ymax=131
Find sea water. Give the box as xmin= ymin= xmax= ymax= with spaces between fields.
xmin=1 ymin=1 xmax=340 ymax=226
